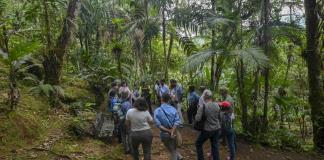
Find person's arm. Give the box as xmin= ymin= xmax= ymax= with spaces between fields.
xmin=160 ymin=126 xmax=172 ymax=133
xmin=170 ymin=109 xmax=180 ymax=137
xmin=154 ymin=109 xmax=172 ymax=133
xmin=195 ymin=105 xmax=203 ymax=121
xmin=147 ymin=111 xmax=154 ymax=125
xmin=125 ymin=111 xmax=131 ymax=134
xmin=125 ymin=120 xmax=130 ymax=133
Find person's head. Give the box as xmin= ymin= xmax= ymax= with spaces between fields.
xmin=111 ymin=82 xmax=117 ymax=89
xmin=121 ymin=91 xmax=129 ymax=100
xmin=160 ymin=79 xmax=165 ymax=85
xmin=220 ymin=87 xmax=228 ymax=97
xmin=156 ymin=80 xmax=159 ymax=85
xmin=134 ymin=97 xmax=148 ymax=111
xmin=161 ymin=93 xmax=171 ymax=104
xmin=109 ymin=90 xmax=117 ymax=98
xmin=170 ymin=79 xmax=177 ymax=88
xmin=203 ymin=89 xmax=213 ymax=102
xmin=189 ymin=85 xmax=195 ymax=93
xmin=121 ymin=81 xmax=127 ymax=87
xmin=199 ymin=86 xmax=206 ymax=94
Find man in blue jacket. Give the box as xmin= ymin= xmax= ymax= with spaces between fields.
xmin=154 ymin=94 xmax=183 ymax=160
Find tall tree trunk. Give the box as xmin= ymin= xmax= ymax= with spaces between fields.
xmin=43 ymin=0 xmax=52 ymax=53
xmin=236 ymin=59 xmax=248 ymax=132
xmin=214 ymin=59 xmax=223 ymax=90
xmin=210 ymin=0 xmax=216 ymax=89
xmin=2 ymin=26 xmax=20 ymax=110
xmin=252 ymin=69 xmax=260 ymax=134
xmin=165 ymin=33 xmax=174 ymax=80
xmin=43 ymin=0 xmax=79 ymax=85
xmin=261 ymin=0 xmax=271 ymax=132
xmin=162 ymin=5 xmax=167 ymax=80
xmin=304 ymin=0 xmax=324 ymax=151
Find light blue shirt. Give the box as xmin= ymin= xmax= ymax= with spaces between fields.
xmin=171 ymin=84 xmax=184 ymax=102
xmin=159 ymin=84 xmax=169 ymax=96
xmin=188 ymin=91 xmax=199 ymax=106
xmin=154 ymin=103 xmax=180 ymax=137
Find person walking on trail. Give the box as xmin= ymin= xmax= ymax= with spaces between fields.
xmin=118 ymin=91 xmax=132 ymax=154
xmin=141 ymin=81 xmax=152 ymax=115
xmin=219 ymin=101 xmax=236 ymax=160
xmin=154 ymin=80 xmax=160 ymax=104
xmin=133 ymin=84 xmax=140 ymax=99
xmin=187 ymin=85 xmax=200 ymax=124
xmin=159 ymin=79 xmax=169 ymax=97
xmin=154 ymin=94 xmax=183 ymax=160
xmin=220 ymin=87 xmax=235 ymax=120
xmin=198 ymin=86 xmax=207 ymax=108
xmin=170 ymin=79 xmax=184 ymax=125
xmin=108 ymin=82 xmax=119 ymax=112
xmin=195 ymin=90 xmax=221 ymax=160
xmin=119 ymin=81 xmax=134 ymax=105
xmin=126 ymin=98 xmax=153 ymax=160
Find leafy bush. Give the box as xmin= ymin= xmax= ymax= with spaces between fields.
xmin=262 ymin=128 xmax=302 ymax=149
xmin=68 ymin=117 xmax=87 ymax=138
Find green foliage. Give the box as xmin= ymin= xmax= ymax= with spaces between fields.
xmin=29 ymin=82 xmax=64 ymax=98
xmin=263 ymin=128 xmax=303 ymax=149
xmin=69 ymin=116 xmax=87 ymax=138
xmin=183 ymin=47 xmax=269 ymax=73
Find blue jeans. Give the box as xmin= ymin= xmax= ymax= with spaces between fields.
xmin=195 ymin=130 xmax=220 ymax=160
xmin=225 ymin=128 xmax=236 ymax=160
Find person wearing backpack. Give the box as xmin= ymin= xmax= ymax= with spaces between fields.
xmin=219 ymin=101 xmax=236 ymax=160
xmin=154 ymin=94 xmax=183 ymax=160
xmin=187 ymin=85 xmax=200 ymax=124
xmin=118 ymin=91 xmax=132 ymax=154
xmin=108 ymin=82 xmax=119 ymax=113
xmin=195 ymin=90 xmax=221 ymax=160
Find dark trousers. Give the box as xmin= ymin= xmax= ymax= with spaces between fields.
xmin=161 ymin=135 xmax=182 ymax=160
xmin=187 ymin=105 xmax=197 ymax=124
xmin=119 ymin=120 xmax=131 ymax=153
xmin=146 ymin=98 xmax=152 ymax=114
xmin=195 ymin=130 xmax=220 ymax=160
xmin=130 ymin=129 xmax=153 ymax=160
xmin=224 ymin=129 xmax=236 ymax=160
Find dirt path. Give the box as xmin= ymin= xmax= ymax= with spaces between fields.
xmin=119 ymin=126 xmax=323 ymax=160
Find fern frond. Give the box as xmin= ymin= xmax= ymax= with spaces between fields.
xmin=182 ymin=49 xmax=224 ymax=73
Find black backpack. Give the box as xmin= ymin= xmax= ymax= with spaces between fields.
xmin=193 ymin=104 xmax=206 ymax=131
xmin=221 ymin=112 xmax=232 ymax=132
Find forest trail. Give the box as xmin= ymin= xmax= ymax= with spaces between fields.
xmin=120 ymin=127 xmax=324 ymax=160
xmin=2 ymin=107 xmax=323 ymax=160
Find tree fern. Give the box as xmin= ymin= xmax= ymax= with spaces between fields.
xmin=183 ymin=47 xmax=269 ymax=73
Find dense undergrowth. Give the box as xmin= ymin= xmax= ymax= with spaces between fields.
xmin=0 ymin=78 xmax=127 ymax=159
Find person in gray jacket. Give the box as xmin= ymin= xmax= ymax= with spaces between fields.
xmin=195 ymin=90 xmax=221 ymax=160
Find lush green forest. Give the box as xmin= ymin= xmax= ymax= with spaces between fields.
xmin=0 ymin=0 xmax=323 ymax=159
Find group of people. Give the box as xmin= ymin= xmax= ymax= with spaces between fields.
xmin=106 ymin=79 xmax=236 ymax=160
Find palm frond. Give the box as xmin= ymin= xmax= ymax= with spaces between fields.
xmin=229 ymin=48 xmax=269 ymax=68
xmin=182 ymin=49 xmax=224 ymax=73
xmin=206 ymin=15 xmax=234 ymax=27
